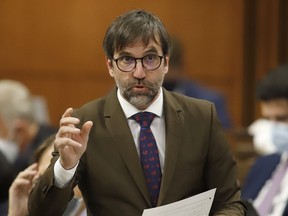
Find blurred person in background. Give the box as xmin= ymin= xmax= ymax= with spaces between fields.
xmin=0 ymin=150 xmax=14 ymax=204
xmin=162 ymin=38 xmax=232 ymax=129
xmin=0 ymin=79 xmax=57 ymax=203
xmin=241 ymin=65 xmax=288 ymax=216
xmin=6 ymin=134 xmax=86 ymax=216
xmin=248 ymin=65 xmax=288 ymax=155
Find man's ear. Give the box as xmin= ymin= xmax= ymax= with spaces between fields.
xmin=106 ymin=58 xmax=115 ymax=77
xmin=163 ymin=56 xmax=169 ymax=74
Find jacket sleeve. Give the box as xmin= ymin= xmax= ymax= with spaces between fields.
xmin=207 ymin=104 xmax=246 ymax=215
xmin=28 ymin=154 xmax=76 ymax=216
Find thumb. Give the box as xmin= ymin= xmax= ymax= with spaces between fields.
xmin=82 ymin=121 xmax=93 ymax=140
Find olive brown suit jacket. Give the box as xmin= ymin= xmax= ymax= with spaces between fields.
xmin=28 ymin=87 xmax=245 ymax=215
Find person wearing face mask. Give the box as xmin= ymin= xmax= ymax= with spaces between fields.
xmin=0 ymin=80 xmax=57 ymax=207
xmin=248 ymin=118 xmax=288 ymax=156
xmin=241 ymin=65 xmax=288 ymax=216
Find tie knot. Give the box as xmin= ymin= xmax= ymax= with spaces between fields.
xmin=131 ymin=112 xmax=156 ymax=128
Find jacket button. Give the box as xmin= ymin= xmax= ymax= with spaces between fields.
xmin=41 ymin=185 xmax=48 ymax=193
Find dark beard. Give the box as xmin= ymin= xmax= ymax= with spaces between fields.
xmin=122 ymin=80 xmax=159 ymax=109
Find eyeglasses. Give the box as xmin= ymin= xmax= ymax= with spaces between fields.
xmin=112 ymin=54 xmax=164 ymax=72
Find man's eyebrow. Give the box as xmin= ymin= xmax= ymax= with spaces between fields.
xmin=113 ymin=46 xmax=158 ymax=58
xmin=144 ymin=46 xmax=158 ymax=53
xmin=116 ymin=51 xmax=131 ymax=57
xmin=141 ymin=46 xmax=162 ymax=56
xmin=116 ymin=46 xmax=160 ymax=57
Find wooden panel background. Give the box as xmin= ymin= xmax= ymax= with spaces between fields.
xmin=243 ymin=0 xmax=287 ymax=124
xmin=0 ymin=0 xmax=248 ymax=127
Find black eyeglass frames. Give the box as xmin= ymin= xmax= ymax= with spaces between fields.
xmin=112 ymin=54 xmax=164 ymax=72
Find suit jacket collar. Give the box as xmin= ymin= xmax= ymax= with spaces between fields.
xmin=103 ymin=87 xmax=184 ymax=207
xmin=158 ymin=88 xmax=184 ymax=205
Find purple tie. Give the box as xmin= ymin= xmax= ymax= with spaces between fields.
xmin=257 ymin=160 xmax=288 ymax=216
xmin=131 ymin=112 xmax=162 ymax=207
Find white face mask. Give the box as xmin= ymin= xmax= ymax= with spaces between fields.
xmin=0 ymin=138 xmax=19 ymax=163
xmin=272 ymin=122 xmax=288 ymax=153
xmin=248 ymin=119 xmax=277 ymax=155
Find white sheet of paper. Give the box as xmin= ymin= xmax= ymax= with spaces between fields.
xmin=142 ymin=188 xmax=216 ymax=216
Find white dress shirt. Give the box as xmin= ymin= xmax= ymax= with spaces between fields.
xmin=54 ymin=88 xmax=166 ymax=187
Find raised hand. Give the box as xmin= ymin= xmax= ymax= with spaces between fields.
xmin=55 ymin=107 xmax=93 ymax=170
xmin=8 ymin=163 xmax=38 ymax=216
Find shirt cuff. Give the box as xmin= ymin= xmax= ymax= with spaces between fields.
xmin=54 ymin=158 xmax=78 ymax=188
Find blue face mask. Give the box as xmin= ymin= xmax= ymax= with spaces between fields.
xmin=272 ymin=122 xmax=288 ymax=153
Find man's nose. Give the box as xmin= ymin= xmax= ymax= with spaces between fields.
xmin=133 ymin=59 xmax=146 ymax=79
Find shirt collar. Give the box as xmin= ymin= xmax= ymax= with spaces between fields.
xmin=117 ymin=88 xmax=163 ymax=119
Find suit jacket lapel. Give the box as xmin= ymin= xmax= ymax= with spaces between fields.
xmin=104 ymin=88 xmax=151 ymax=206
xmin=103 ymin=88 xmax=184 ymax=206
xmin=158 ymin=89 xmax=184 ymax=205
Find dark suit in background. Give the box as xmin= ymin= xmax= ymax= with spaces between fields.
xmin=241 ymin=153 xmax=288 ymax=215
xmin=0 ymin=151 xmax=13 ymax=202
